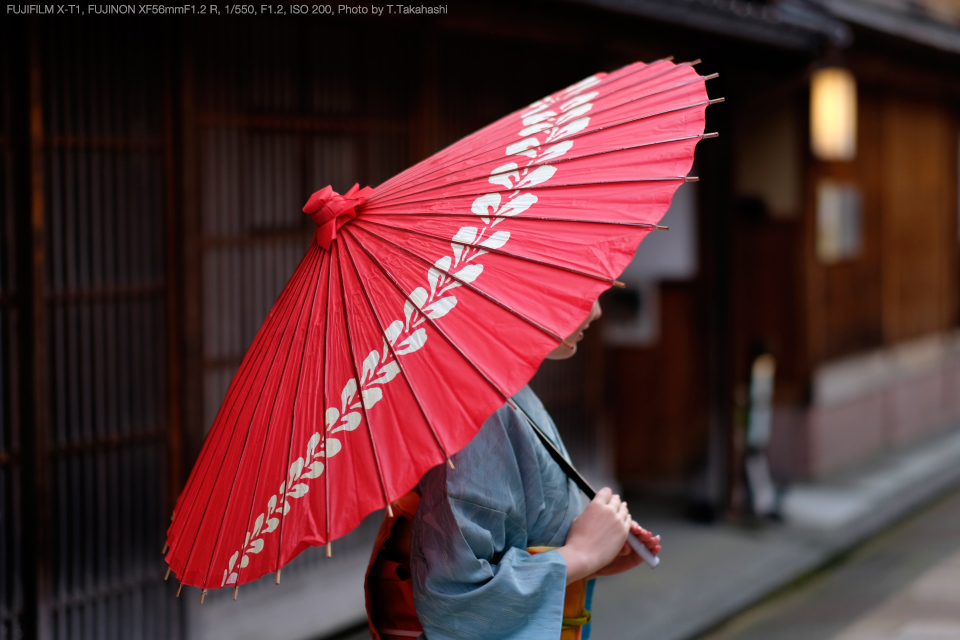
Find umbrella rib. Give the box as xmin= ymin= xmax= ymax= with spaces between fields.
xmin=322 ymin=247 xmax=334 ymax=555
xmin=354 ymin=218 xmax=630 ymax=287
xmin=342 ymin=229 xmax=526 ymax=415
xmin=372 ymin=95 xmax=714 ymax=208
xmin=338 ymin=234 xmax=454 ymax=465
xmin=368 ymin=132 xmax=712 ymax=208
xmin=369 ymin=97 xmax=713 ymax=209
xmin=373 ymin=73 xmax=709 ymax=205
xmin=334 ymin=247 xmax=395 ymax=518
xmin=238 ymin=248 xmax=327 ymax=587
xmin=196 ymin=247 xmax=324 ymax=591
xmin=348 ymin=225 xmax=565 ymax=343
xmin=359 ymin=212 xmax=666 ymax=228
xmin=170 ymin=250 xmax=316 ymax=532
xmin=368 ymin=175 xmax=694 ymax=212
xmin=168 ymin=248 xmax=319 ymax=577
xmin=373 ymin=60 xmax=688 ymax=199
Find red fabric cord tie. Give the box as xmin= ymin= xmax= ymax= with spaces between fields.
xmin=303 ymin=183 xmax=374 ymax=250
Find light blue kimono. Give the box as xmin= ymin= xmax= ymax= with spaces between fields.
xmin=410 ymin=386 xmax=594 ymax=639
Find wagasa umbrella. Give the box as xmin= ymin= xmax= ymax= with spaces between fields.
xmin=164 ymin=57 xmax=721 ymax=599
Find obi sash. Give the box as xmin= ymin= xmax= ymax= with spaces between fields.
xmin=364 ymin=491 xmax=592 ymax=640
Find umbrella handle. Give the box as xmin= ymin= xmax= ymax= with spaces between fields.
xmin=627 ymin=532 xmax=660 ymax=568
xmin=509 ymin=398 xmax=661 ymax=570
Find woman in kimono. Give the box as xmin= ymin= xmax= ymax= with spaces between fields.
xmin=408 ymin=300 xmax=661 ymax=639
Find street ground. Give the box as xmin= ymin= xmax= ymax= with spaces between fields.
xmin=696 ymin=487 xmax=960 ymax=640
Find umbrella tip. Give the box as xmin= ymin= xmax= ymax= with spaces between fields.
xmin=447 ymin=458 xmax=456 ymax=469
xmin=200 ymin=589 xmax=207 ymax=605
xmin=704 ymin=72 xmax=719 ymax=81
xmin=176 ymin=584 xmax=183 ymax=598
xmin=687 ymin=59 xmax=702 ymax=66
xmin=233 ymin=586 xmax=239 ymax=601
xmin=386 ymin=503 xmax=395 ymax=518
xmin=703 ymin=132 xmax=719 ymax=139
xmin=161 ymin=543 xmax=169 ymax=554
xmin=709 ymin=97 xmax=725 ymax=105
xmin=276 ymin=569 xmax=282 ymax=585
xmin=326 ymin=543 xmax=332 ymax=558
xmin=661 ymin=55 xmax=675 ymax=62
xmin=164 ymin=567 xmax=171 ymax=581
xmin=685 ymin=176 xmax=700 ymax=183
xmin=562 ymin=340 xmax=575 ymax=349
xmin=613 ymin=280 xmax=626 ymax=289
xmin=656 ymin=225 xmax=670 ymax=231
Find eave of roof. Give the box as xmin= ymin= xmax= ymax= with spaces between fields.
xmin=564 ymin=0 xmax=852 ymax=51
xmin=809 ymin=0 xmax=960 ymax=55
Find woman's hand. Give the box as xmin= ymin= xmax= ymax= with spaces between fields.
xmin=557 ymin=487 xmax=632 ymax=583
xmin=590 ymin=521 xmax=661 ymax=578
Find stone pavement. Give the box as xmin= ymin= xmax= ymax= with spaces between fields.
xmin=588 ymin=424 xmax=960 ymax=640
xmin=834 ymin=545 xmax=960 ymax=640
xmin=697 ymin=480 xmax=960 ymax=640
xmin=324 ymin=424 xmax=960 ymax=640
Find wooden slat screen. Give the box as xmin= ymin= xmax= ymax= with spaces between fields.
xmin=0 ymin=22 xmax=24 ymax=640
xmin=37 ymin=20 xmax=181 ymax=640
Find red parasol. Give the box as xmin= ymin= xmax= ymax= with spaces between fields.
xmin=164 ymin=57 xmax=720 ymax=599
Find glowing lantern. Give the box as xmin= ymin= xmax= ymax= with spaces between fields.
xmin=810 ymin=67 xmax=857 ymax=161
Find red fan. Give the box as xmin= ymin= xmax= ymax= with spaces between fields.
xmin=165 ymin=58 xmax=719 ymax=597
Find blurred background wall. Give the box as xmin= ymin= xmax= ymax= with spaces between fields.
xmin=1 ymin=1 xmax=959 ymax=638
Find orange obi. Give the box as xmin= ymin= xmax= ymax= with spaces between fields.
xmin=364 ymin=492 xmax=423 ymax=640
xmin=364 ymin=492 xmax=592 ymax=640
xmin=528 ymin=547 xmax=591 ymax=640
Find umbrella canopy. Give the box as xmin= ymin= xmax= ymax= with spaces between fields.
xmin=165 ymin=57 xmax=719 ymax=596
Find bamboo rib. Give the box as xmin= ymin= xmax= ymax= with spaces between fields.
xmin=354 ymin=219 xmax=628 ymax=290
xmin=373 ymin=59 xmax=683 ymax=198
xmin=195 ymin=249 xmax=323 ymax=593
xmin=334 ymin=249 xmax=395 ymax=525
xmin=338 ymin=233 xmax=458 ymax=473
xmin=373 ymin=176 xmax=697 ymax=211
xmin=373 ymin=76 xmax=711 ymax=205
xmin=343 ymin=232 xmax=520 ymax=415
xmin=171 ymin=249 xmax=318 ymax=542
xmin=369 ymin=132 xmax=712 ymax=209
xmin=360 ymin=211 xmax=665 ymax=229
xmin=271 ymin=249 xmax=329 ymax=585
xmin=373 ymin=62 xmax=700 ymax=201
xmin=172 ymin=248 xmax=322 ymax=584
xmin=349 ymin=225 xmax=568 ymax=345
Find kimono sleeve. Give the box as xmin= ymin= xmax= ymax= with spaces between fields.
xmin=409 ymin=407 xmax=568 ymax=639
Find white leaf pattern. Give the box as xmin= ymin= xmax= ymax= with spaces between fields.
xmin=384 ymin=320 xmax=404 ymax=345
xmin=395 ymin=328 xmax=427 ymax=355
xmin=362 ymin=387 xmax=383 ymax=409
xmin=330 ymin=412 xmax=361 ymax=433
xmin=453 ymin=264 xmax=483 ymax=284
xmin=425 ymin=297 xmax=457 ymax=320
xmin=340 ymin=379 xmax=357 ymax=413
xmin=361 ymin=350 xmax=380 ymax=385
xmin=287 ymin=484 xmax=309 ymax=500
xmin=372 ymin=361 xmax=400 ymax=385
xmin=479 ymin=230 xmax=510 ymax=250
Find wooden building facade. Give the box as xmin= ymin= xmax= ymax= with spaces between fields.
xmin=2 ymin=1 xmax=959 ymax=638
